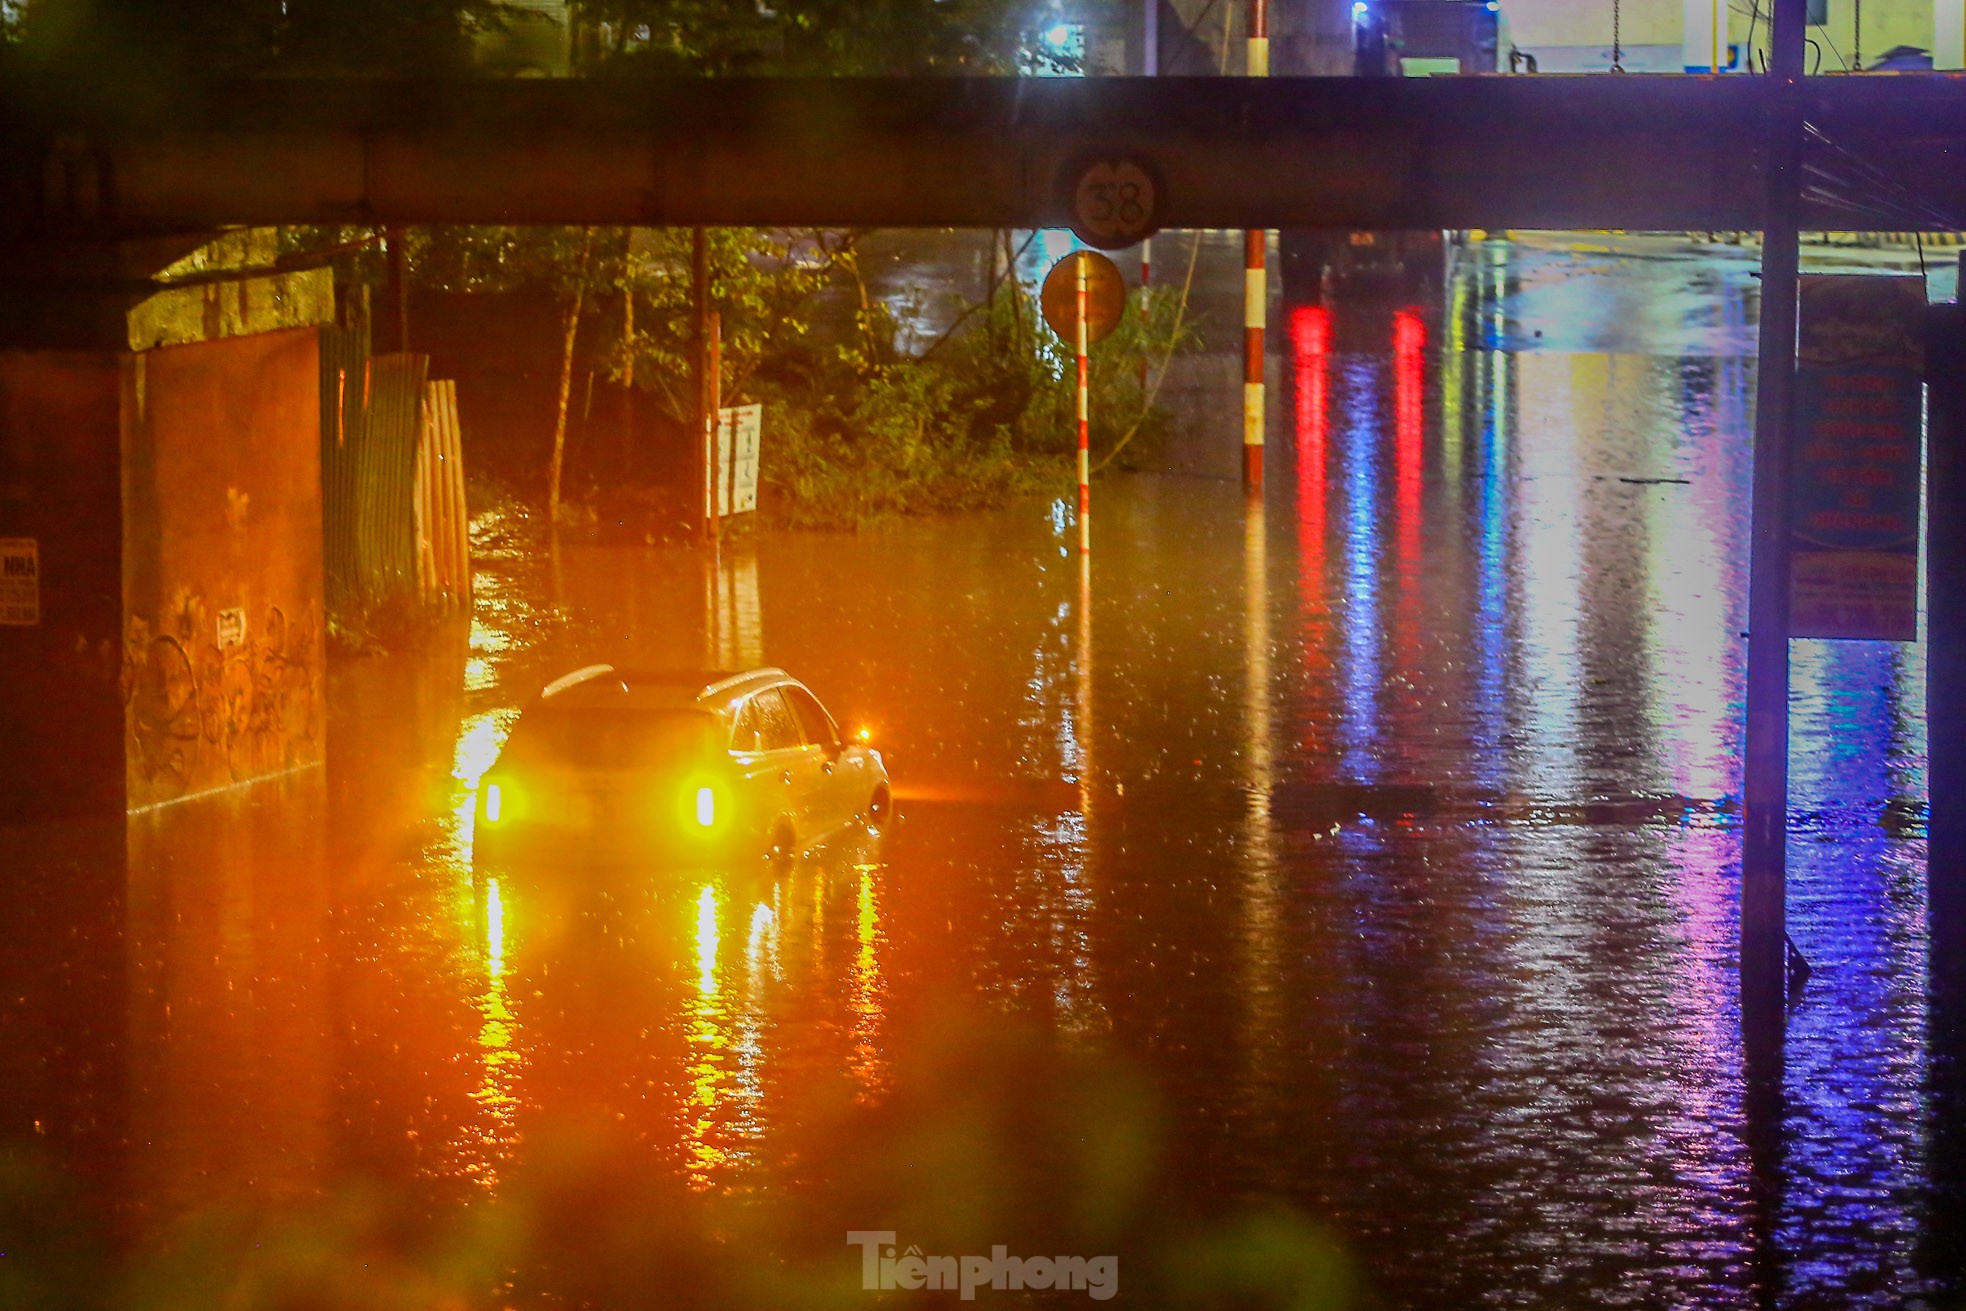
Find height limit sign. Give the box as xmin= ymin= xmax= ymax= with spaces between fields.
xmin=1062 ymin=153 xmax=1163 ymax=251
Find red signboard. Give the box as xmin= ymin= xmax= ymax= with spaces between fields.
xmin=1789 ymin=275 xmax=1925 ymax=642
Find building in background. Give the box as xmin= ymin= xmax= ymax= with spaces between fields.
xmin=1501 ymin=0 xmax=1958 ymax=74
xmin=1125 ymin=0 xmax=1360 ymax=75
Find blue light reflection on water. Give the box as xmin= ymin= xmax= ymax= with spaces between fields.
xmin=1279 ymin=234 xmax=1937 ymax=1306
xmin=1782 ymin=635 xmax=1930 ymax=1302
xmin=1338 ymin=356 xmax=1387 ymax=784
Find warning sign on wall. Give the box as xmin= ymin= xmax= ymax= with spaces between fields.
xmin=0 ymin=538 xmax=39 ymax=626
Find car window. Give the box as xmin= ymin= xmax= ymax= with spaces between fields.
xmin=783 ymin=686 xmax=839 ymax=749
xmin=730 ymin=698 xmax=764 ymax=754
xmin=751 ymin=688 xmax=803 ymax=752
xmin=500 ymin=709 xmax=714 ymax=770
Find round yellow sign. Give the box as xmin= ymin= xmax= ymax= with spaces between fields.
xmin=1040 ymin=250 xmax=1127 ymax=347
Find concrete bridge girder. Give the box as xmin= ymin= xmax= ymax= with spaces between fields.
xmin=5 ymin=76 xmax=1966 ymax=239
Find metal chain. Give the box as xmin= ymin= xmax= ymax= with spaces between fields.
xmin=1611 ymin=0 xmax=1624 ymax=72
xmin=1853 ymin=0 xmax=1862 ymax=69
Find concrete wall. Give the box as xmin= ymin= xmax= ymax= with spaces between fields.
xmin=121 ymin=329 xmax=324 ymax=810
xmin=0 ymin=353 xmax=128 ymax=822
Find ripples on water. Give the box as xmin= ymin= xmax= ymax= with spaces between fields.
xmin=0 ymin=233 xmax=1951 ymax=1309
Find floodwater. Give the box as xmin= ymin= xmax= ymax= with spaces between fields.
xmin=2 ymin=232 xmax=1960 ymax=1309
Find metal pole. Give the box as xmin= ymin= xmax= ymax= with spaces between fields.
xmin=1243 ymin=0 xmax=1269 ymax=492
xmin=1143 ymin=0 xmax=1156 ymax=293
xmin=708 ymin=311 xmax=723 ymax=545
xmin=621 ymin=272 xmax=636 ymax=484
xmin=1928 ymin=275 xmax=1966 ymax=997
xmin=1932 ymin=270 xmax=1966 ymax=1303
xmin=1077 ymin=253 xmax=1091 ymax=555
xmin=692 ymin=227 xmax=710 ymax=540
xmin=1741 ymin=0 xmax=1806 ymax=1066
xmin=1244 ymin=229 xmax=1267 ymax=490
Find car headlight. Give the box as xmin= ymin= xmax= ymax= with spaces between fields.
xmin=484 ymin=781 xmax=505 ymax=824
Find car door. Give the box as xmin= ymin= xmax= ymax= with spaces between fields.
xmin=783 ymin=683 xmax=860 ymax=833
xmin=746 ymin=687 xmax=814 ymax=844
xmin=727 ymin=694 xmax=782 ymax=846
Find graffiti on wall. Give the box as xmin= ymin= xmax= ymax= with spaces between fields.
xmin=122 ymin=587 xmax=321 ymax=799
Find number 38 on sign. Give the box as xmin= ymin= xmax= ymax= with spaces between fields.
xmin=1065 ymin=155 xmax=1162 ymax=251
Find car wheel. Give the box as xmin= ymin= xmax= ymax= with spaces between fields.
xmin=766 ymin=819 xmax=797 ymax=872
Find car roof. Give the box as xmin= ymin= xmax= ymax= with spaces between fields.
xmin=534 ymin=665 xmax=800 ymax=715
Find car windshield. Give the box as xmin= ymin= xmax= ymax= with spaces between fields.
xmin=498 ymin=708 xmax=715 ymax=771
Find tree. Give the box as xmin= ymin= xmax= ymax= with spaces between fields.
xmin=614 ymin=227 xmax=869 ymax=422
xmin=10 ymin=0 xmax=509 ymax=77
xmin=573 ymin=0 xmax=1079 ymax=76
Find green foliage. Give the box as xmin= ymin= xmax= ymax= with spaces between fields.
xmin=619 ymin=228 xmax=865 ymax=420
xmin=409 ymin=224 xmax=861 ymax=418
xmin=340 ymin=220 xmax=1195 ymax=529
xmin=760 ymin=267 xmax=1198 ymax=529
xmin=575 ymin=0 xmax=1078 ymax=76
xmin=10 ymin=0 xmax=1073 ymax=77
xmin=11 ymin=0 xmax=509 ymax=75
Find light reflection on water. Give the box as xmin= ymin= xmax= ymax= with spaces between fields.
xmin=420 ymin=233 xmax=1933 ymax=1305
xmin=7 ymin=234 xmax=1946 ymax=1307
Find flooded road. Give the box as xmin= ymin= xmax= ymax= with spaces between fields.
xmin=2 ymin=232 xmax=1957 ymax=1308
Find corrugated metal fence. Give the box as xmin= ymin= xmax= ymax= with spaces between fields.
xmin=319 ymin=343 xmax=471 ymax=608
xmin=354 ymin=353 xmax=428 ymax=599
xmin=415 ymin=380 xmax=471 ymax=606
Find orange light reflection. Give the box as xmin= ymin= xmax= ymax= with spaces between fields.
xmin=468 ymin=878 xmax=520 ymax=1192
xmin=684 ymin=881 xmax=730 ymax=1186
xmin=849 ymin=863 xmax=889 ymax=1097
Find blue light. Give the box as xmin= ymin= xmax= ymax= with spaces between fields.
xmin=1485 ymin=1 xmax=1499 ymax=10
xmin=1044 ymin=23 xmax=1072 ymax=47
xmin=1352 ymin=1 xmax=1369 ymax=18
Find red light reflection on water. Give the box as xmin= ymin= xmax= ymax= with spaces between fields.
xmin=1393 ymin=309 xmax=1425 ymax=580
xmin=1291 ymin=305 xmax=1332 ymax=756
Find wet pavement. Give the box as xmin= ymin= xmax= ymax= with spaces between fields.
xmin=1 ymin=231 xmax=1958 ymax=1309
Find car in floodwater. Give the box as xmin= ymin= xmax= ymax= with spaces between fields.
xmin=474 ymin=665 xmax=890 ymax=873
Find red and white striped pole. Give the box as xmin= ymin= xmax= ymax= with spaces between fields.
xmin=1243 ymin=230 xmax=1266 ymax=491
xmin=1077 ymin=253 xmax=1092 ymax=554
xmin=1243 ymin=0 xmax=1269 ymax=491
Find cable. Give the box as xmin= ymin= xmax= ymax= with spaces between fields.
xmin=1802 ymin=122 xmax=1965 ymax=231
xmin=1815 ymin=24 xmax=1850 ymax=71
xmin=1611 ymin=0 xmax=1622 ymax=72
